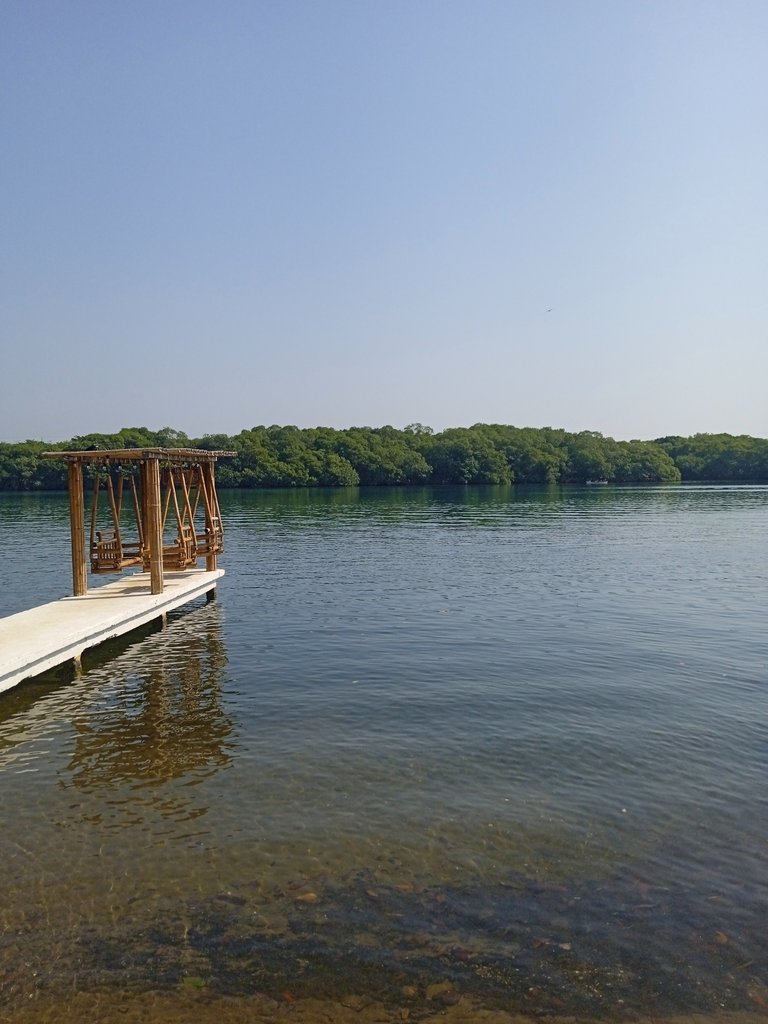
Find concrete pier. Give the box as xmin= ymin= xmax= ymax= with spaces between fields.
xmin=0 ymin=568 xmax=224 ymax=695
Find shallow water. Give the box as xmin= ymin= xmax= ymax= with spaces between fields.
xmin=0 ymin=485 xmax=767 ymax=1021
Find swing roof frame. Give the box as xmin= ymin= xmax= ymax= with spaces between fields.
xmin=42 ymin=448 xmax=236 ymax=464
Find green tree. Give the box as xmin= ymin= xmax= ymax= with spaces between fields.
xmin=429 ymin=428 xmax=512 ymax=484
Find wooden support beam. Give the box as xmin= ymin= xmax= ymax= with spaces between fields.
xmin=68 ymin=460 xmax=88 ymax=597
xmin=204 ymin=462 xmax=218 ymax=571
xmin=145 ymin=458 xmax=164 ymax=595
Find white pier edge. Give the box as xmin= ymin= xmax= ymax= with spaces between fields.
xmin=0 ymin=568 xmax=224 ymax=694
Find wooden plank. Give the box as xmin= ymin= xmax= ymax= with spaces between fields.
xmin=0 ymin=569 xmax=224 ymax=695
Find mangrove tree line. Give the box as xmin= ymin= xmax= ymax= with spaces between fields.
xmin=1 ymin=424 xmax=767 ymax=490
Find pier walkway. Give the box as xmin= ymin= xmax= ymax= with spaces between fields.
xmin=0 ymin=568 xmax=223 ymax=694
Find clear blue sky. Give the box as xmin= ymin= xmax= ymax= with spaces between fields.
xmin=2 ymin=0 xmax=766 ymax=442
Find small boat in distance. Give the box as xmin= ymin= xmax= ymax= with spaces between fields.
xmin=586 ymin=479 xmax=609 ymax=485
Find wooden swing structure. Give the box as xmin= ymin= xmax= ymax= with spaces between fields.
xmin=43 ymin=448 xmax=235 ymax=597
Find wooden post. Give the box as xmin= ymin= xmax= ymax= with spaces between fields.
xmin=145 ymin=457 xmax=164 ymax=595
xmin=204 ymin=462 xmax=217 ymax=571
xmin=68 ymin=460 xmax=88 ymax=596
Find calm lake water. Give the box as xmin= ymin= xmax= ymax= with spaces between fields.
xmin=1 ymin=485 xmax=767 ymax=1022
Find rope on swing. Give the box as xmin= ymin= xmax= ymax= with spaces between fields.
xmin=157 ymin=467 xmax=195 ymax=570
xmin=194 ymin=463 xmax=223 ymax=556
xmin=90 ymin=468 xmax=144 ymax=573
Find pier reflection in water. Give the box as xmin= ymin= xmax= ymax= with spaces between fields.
xmin=0 ymin=601 xmax=236 ymax=1011
xmin=68 ymin=609 xmax=232 ymax=799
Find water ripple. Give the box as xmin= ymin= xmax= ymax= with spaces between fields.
xmin=1 ymin=484 xmax=767 ymax=1016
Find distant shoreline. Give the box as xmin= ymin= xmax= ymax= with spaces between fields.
xmin=2 ymin=425 xmax=767 ymax=489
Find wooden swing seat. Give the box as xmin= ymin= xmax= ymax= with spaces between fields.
xmin=142 ymin=525 xmax=196 ymax=572
xmin=91 ymin=529 xmax=144 ymax=574
xmin=194 ymin=517 xmax=224 ymax=557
